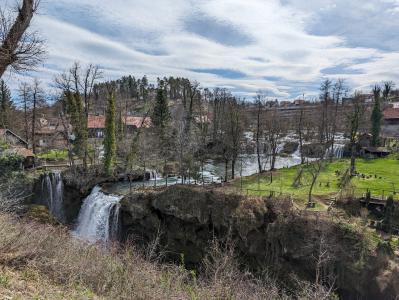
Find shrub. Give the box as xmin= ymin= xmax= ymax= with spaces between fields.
xmin=0 ymin=154 xmax=24 ymax=175
xmin=0 ymin=213 xmax=338 ymax=299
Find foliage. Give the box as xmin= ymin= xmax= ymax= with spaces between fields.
xmin=64 ymin=91 xmax=87 ymax=158
xmin=0 ymin=80 xmax=13 ymax=128
xmin=104 ymin=90 xmax=116 ymax=175
xmin=0 ymin=154 xmax=24 ymax=174
xmin=152 ymin=86 xmax=171 ymax=132
xmin=382 ymin=195 xmax=395 ymax=233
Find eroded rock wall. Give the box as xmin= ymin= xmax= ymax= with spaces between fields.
xmin=120 ymin=185 xmax=398 ymax=299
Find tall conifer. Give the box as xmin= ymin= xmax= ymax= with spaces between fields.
xmin=104 ymin=90 xmax=116 ymax=175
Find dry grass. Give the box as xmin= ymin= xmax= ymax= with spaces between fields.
xmin=0 ymin=214 xmax=302 ymax=300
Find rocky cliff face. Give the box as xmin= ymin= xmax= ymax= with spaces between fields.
xmin=120 ymin=185 xmax=399 ymax=299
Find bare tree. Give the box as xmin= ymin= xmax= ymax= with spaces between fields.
xmin=18 ymin=82 xmax=30 ymax=143
xmin=382 ymin=81 xmax=395 ymax=102
xmin=254 ymin=92 xmax=266 ymax=173
xmin=329 ymin=79 xmax=346 ymax=161
xmin=0 ymin=0 xmax=45 ymax=77
xmin=0 ymin=179 xmax=28 ymax=213
xmin=195 ymin=88 xmax=211 ymax=184
xmin=347 ymin=93 xmax=365 ymax=176
xmin=55 ymin=62 xmax=102 ymax=170
xmin=297 ymin=97 xmax=306 ymax=165
xmin=319 ymin=79 xmax=332 ymax=144
xmin=29 ymin=78 xmax=43 ymax=155
xmin=226 ymin=98 xmax=243 ymax=179
xmin=264 ymin=107 xmax=285 ymax=172
xmin=182 ymin=79 xmax=199 ymax=138
xmin=212 ymin=88 xmax=227 ymax=144
xmin=307 ymin=159 xmax=324 ymax=207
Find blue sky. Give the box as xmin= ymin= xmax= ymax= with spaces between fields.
xmin=2 ymin=0 xmax=399 ymax=99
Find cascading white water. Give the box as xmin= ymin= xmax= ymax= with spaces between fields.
xmin=325 ymin=144 xmax=345 ymax=159
xmin=334 ymin=144 xmax=345 ymax=159
xmin=74 ymin=186 xmax=122 ymax=243
xmin=41 ymin=172 xmax=65 ymax=222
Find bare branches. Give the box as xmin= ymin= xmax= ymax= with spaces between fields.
xmin=0 ymin=0 xmax=45 ymax=77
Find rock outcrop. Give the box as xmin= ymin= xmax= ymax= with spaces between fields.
xmin=120 ymin=185 xmax=399 ymax=299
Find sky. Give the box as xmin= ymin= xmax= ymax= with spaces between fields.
xmin=2 ymin=0 xmax=399 ymax=99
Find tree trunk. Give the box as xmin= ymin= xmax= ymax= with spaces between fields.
xmin=0 ymin=0 xmax=35 ymax=77
xmin=31 ymin=93 xmax=36 ymax=154
xmin=298 ymin=107 xmax=305 ymax=164
xmin=350 ymin=143 xmax=356 ymax=176
xmin=24 ymin=101 xmax=29 ymax=144
xmin=256 ymin=104 xmax=262 ymax=173
xmin=231 ymin=159 xmax=236 ymax=179
xmin=308 ymin=175 xmax=317 ymax=205
xmin=271 ymin=150 xmax=276 ymax=171
xmin=224 ymin=159 xmax=228 ymax=182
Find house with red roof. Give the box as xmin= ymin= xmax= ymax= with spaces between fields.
xmin=88 ymin=115 xmax=151 ymax=138
xmin=382 ymin=104 xmax=399 ymax=139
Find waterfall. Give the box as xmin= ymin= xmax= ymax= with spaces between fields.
xmin=74 ymin=186 xmax=122 ymax=243
xmin=41 ymin=172 xmax=65 ymax=222
xmin=334 ymin=144 xmax=345 ymax=159
xmin=325 ymin=144 xmax=345 ymax=159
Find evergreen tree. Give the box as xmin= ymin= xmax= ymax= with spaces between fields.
xmin=152 ymin=85 xmax=170 ymax=132
xmin=382 ymin=195 xmax=395 ymax=234
xmin=371 ymin=85 xmax=382 ymax=147
xmin=152 ymin=84 xmax=172 ymax=174
xmin=0 ymin=80 xmax=13 ymax=128
xmin=104 ymin=90 xmax=116 ymax=176
xmin=140 ymin=75 xmax=149 ymax=100
xmin=64 ymin=91 xmax=86 ymax=158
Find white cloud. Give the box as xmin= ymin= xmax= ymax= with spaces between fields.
xmin=4 ymin=0 xmax=399 ymax=98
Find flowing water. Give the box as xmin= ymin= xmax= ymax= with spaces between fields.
xmin=41 ymin=172 xmax=65 ymax=222
xmin=74 ymin=186 xmax=122 ymax=243
xmin=325 ymin=144 xmax=345 ymax=159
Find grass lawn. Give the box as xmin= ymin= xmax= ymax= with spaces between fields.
xmin=234 ymin=156 xmax=399 ymax=204
xmin=38 ymin=149 xmax=69 ymax=161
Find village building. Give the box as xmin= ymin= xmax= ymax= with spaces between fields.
xmin=293 ymin=99 xmax=306 ymax=106
xmin=88 ymin=115 xmax=105 ymax=138
xmin=0 ymin=129 xmax=35 ymax=168
xmin=381 ymin=104 xmax=399 ymax=139
xmin=36 ymin=117 xmax=70 ymax=150
xmin=88 ymin=115 xmax=151 ymax=138
xmin=124 ymin=116 xmax=152 ymax=133
xmin=0 ymin=128 xmax=28 ymax=148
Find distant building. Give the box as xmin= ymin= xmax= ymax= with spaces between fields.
xmin=382 ymin=105 xmax=399 ymax=139
xmin=293 ymin=99 xmax=306 ymax=106
xmin=279 ymin=101 xmax=291 ymax=108
xmin=392 ymin=102 xmax=399 ymax=109
xmin=0 ymin=129 xmax=28 ymax=148
xmin=88 ymin=115 xmax=152 ymax=138
xmin=88 ymin=115 xmax=106 ymax=138
xmin=0 ymin=128 xmax=34 ymax=168
xmin=36 ymin=117 xmax=70 ymax=149
xmin=194 ymin=115 xmax=211 ymax=124
xmin=124 ymin=116 xmax=152 ymax=133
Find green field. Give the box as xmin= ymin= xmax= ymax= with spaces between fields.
xmin=235 ymin=156 xmax=399 ymax=203
xmin=38 ymin=149 xmax=69 ymax=161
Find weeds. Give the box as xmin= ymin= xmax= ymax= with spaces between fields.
xmin=0 ymin=213 xmax=337 ymax=299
